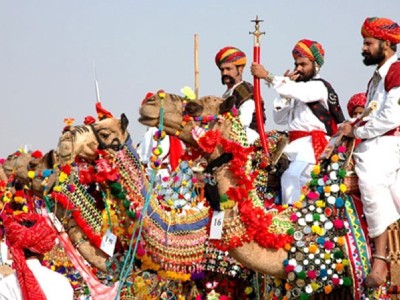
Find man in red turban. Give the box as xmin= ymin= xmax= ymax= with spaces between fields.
xmin=341 ymin=17 xmax=400 ymax=288
xmin=215 ymin=46 xmax=265 ymax=144
xmin=347 ymin=92 xmax=367 ymax=119
xmin=251 ymin=39 xmax=345 ymax=205
xmin=0 ymin=213 xmax=73 ymax=300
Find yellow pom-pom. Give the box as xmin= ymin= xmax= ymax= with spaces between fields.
xmin=53 ymin=185 xmax=62 ymax=192
xmin=28 ymin=171 xmax=36 ymax=179
xmin=315 ymin=200 xmax=326 ymax=208
xmin=311 ymin=282 xmax=319 ymax=291
xmin=58 ymin=172 xmax=68 ymax=183
xmin=313 ymin=165 xmax=321 ymax=174
xmin=339 ymin=184 xmax=347 ymax=192
xmin=331 ymin=154 xmax=339 ymax=162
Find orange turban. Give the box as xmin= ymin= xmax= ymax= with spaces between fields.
xmin=215 ymin=46 xmax=247 ymax=67
xmin=362 ymin=17 xmax=400 ymax=44
xmin=292 ymin=39 xmax=325 ymax=66
xmin=347 ymin=93 xmax=367 ymax=117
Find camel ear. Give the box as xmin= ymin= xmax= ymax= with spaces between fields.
xmin=219 ymin=95 xmax=236 ymax=114
xmin=121 ymin=113 xmax=129 ymax=132
xmin=185 ymin=102 xmax=203 ymax=117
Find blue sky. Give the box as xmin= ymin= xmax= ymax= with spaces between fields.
xmin=1 ymin=0 xmax=399 ymax=157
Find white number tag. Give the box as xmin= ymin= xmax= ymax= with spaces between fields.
xmin=100 ymin=229 xmax=117 ymax=257
xmin=209 ymin=210 xmax=224 ymax=240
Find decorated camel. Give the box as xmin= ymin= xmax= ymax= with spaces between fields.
xmin=138 ymin=91 xmax=400 ymax=299
xmin=1 ymin=110 xmax=255 ymax=298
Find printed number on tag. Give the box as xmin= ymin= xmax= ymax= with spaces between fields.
xmin=209 ymin=210 xmax=224 ymax=240
xmin=100 ymin=229 xmax=117 ymax=257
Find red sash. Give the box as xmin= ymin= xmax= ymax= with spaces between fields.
xmin=289 ymin=130 xmax=328 ymax=163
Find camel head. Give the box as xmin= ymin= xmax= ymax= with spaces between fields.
xmin=57 ymin=114 xmax=130 ymax=164
xmin=139 ymin=91 xmax=234 ymax=147
xmin=2 ymin=150 xmax=57 ymax=197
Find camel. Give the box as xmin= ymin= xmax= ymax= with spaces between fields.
xmin=138 ymin=91 xmax=378 ymax=299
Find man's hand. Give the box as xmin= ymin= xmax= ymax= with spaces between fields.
xmin=340 ymin=121 xmax=355 ymax=138
xmin=283 ymin=69 xmax=300 ymax=81
xmin=251 ymin=63 xmax=268 ymax=79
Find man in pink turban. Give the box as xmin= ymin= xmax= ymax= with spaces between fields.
xmin=251 ymin=39 xmax=345 ymax=205
xmin=341 ymin=17 xmax=400 ymax=288
xmin=215 ymin=46 xmax=265 ymax=144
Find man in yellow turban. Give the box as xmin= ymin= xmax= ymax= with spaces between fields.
xmin=250 ymin=39 xmax=345 ymax=205
xmin=215 ymin=46 xmax=265 ymax=144
xmin=341 ymin=17 xmax=400 ymax=288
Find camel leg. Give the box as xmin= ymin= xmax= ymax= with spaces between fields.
xmin=366 ymin=230 xmax=388 ymax=288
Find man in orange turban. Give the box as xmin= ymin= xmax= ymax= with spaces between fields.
xmin=215 ymin=46 xmax=265 ymax=144
xmin=251 ymin=39 xmax=345 ymax=205
xmin=341 ymin=17 xmax=400 ymax=288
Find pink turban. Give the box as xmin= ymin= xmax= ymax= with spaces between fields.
xmin=215 ymin=46 xmax=247 ymax=67
xmin=362 ymin=17 xmax=400 ymax=44
xmin=347 ymin=93 xmax=367 ymax=117
xmin=292 ymin=39 xmax=325 ymax=66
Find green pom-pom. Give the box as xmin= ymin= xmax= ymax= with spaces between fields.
xmin=287 ymin=228 xmax=295 ymax=235
xmin=123 ymin=199 xmax=130 ymax=208
xmin=110 ymin=182 xmax=122 ymax=194
xmin=343 ymin=277 xmax=352 ymax=286
xmin=337 ymin=169 xmax=347 ymax=178
xmin=300 ymin=293 xmax=309 ymax=300
xmin=297 ymin=270 xmax=306 ymax=279
xmin=117 ymin=192 xmax=126 ymax=200
xmin=220 ymin=194 xmax=229 ymax=202
xmin=310 ymin=179 xmax=318 ymax=186
xmin=334 ymin=250 xmax=344 ymax=259
xmin=313 ymin=213 xmax=320 ymax=221
xmin=127 ymin=210 xmax=136 ymax=219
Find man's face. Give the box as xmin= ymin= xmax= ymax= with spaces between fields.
xmin=293 ymin=57 xmax=316 ymax=82
xmin=352 ymin=106 xmax=365 ymax=118
xmin=362 ymin=37 xmax=385 ymax=66
xmin=219 ymin=62 xmax=243 ymax=87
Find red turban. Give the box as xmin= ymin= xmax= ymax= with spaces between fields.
xmin=362 ymin=17 xmax=400 ymax=44
xmin=4 ymin=213 xmax=57 ymax=300
xmin=292 ymin=39 xmax=325 ymax=66
xmin=215 ymin=46 xmax=247 ymax=67
xmin=347 ymin=93 xmax=367 ymax=117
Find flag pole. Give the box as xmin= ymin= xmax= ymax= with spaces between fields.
xmin=194 ymin=33 xmax=199 ymax=98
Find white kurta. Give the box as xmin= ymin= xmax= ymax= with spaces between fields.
xmin=137 ymin=127 xmax=172 ymax=179
xmin=268 ymin=74 xmax=330 ymax=204
xmin=0 ymin=259 xmax=74 ymax=300
xmin=353 ymin=54 xmax=400 ymax=238
xmin=223 ymin=81 xmax=259 ymax=144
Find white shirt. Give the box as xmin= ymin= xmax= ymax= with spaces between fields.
xmin=0 ymin=259 xmax=74 ymax=300
xmin=137 ymin=127 xmax=172 ymax=179
xmin=354 ymin=54 xmax=400 ymax=139
xmin=267 ymin=74 xmax=329 ymax=163
xmin=223 ymin=81 xmax=259 ymax=144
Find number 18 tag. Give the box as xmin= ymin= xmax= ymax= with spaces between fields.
xmin=100 ymin=229 xmax=117 ymax=257
xmin=209 ymin=210 xmax=224 ymax=240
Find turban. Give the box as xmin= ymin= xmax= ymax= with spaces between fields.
xmin=362 ymin=17 xmax=400 ymax=44
xmin=292 ymin=39 xmax=325 ymax=66
xmin=215 ymin=46 xmax=247 ymax=67
xmin=4 ymin=213 xmax=57 ymax=300
xmin=347 ymin=93 xmax=367 ymax=117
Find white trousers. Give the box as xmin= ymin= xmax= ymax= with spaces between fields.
xmin=354 ymin=136 xmax=400 ymax=238
xmin=281 ymin=160 xmax=314 ymax=205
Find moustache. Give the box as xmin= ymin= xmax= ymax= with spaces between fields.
xmin=221 ymin=75 xmax=235 ymax=85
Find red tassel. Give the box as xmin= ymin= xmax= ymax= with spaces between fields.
xmin=169 ymin=136 xmax=184 ymax=171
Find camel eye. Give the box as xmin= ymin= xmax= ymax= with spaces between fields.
xmin=99 ymin=131 xmax=110 ymax=140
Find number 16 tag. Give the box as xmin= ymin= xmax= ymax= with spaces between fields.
xmin=100 ymin=229 xmax=117 ymax=257
xmin=209 ymin=210 xmax=224 ymax=240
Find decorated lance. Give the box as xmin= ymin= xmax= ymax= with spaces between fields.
xmin=250 ymin=16 xmax=269 ymax=156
